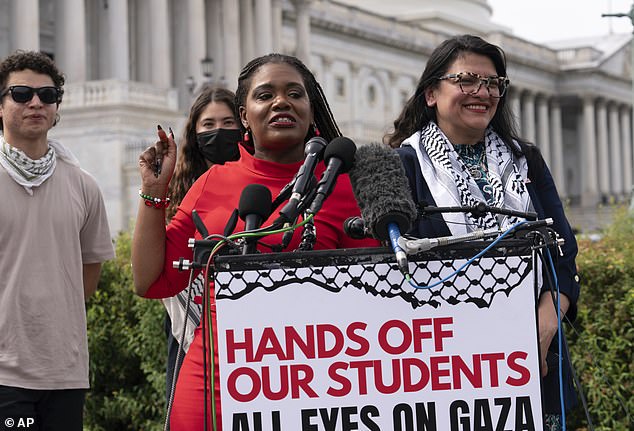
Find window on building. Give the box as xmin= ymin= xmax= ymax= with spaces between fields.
xmin=400 ymin=90 xmax=410 ymax=106
xmin=335 ymin=76 xmax=346 ymax=97
xmin=367 ymin=85 xmax=376 ymax=106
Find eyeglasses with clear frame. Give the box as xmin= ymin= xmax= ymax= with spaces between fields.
xmin=437 ymin=72 xmax=510 ymax=98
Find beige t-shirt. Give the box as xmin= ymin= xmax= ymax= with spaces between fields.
xmin=0 ymin=159 xmax=115 ymax=389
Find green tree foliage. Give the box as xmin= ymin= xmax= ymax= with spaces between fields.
xmin=568 ymin=208 xmax=634 ymax=430
xmin=85 ymin=231 xmax=166 ymax=430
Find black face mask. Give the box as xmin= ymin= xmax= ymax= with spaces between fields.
xmin=197 ymin=128 xmax=242 ymax=164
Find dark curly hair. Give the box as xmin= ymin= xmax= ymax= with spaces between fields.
xmin=0 ymin=50 xmax=65 ymax=131
xmin=166 ymin=86 xmax=238 ymax=220
xmin=235 ymin=53 xmax=341 ymax=144
xmin=384 ymin=34 xmax=519 ymax=151
xmin=0 ymin=50 xmax=65 ymax=95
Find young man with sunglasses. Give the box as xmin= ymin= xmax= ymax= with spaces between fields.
xmin=0 ymin=50 xmax=115 ymax=430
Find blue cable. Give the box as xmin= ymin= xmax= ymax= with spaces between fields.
xmin=408 ymin=220 xmax=527 ymax=290
xmin=544 ymin=246 xmax=566 ymax=430
xmin=407 ymin=221 xmax=567 ymax=429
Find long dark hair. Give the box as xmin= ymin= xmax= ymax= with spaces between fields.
xmin=384 ymin=34 xmax=519 ymax=150
xmin=235 ymin=53 xmax=341 ymax=144
xmin=166 ymin=86 xmax=237 ymax=220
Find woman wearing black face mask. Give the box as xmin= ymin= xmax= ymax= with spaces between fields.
xmin=167 ymin=87 xmax=241 ymax=220
xmin=163 ymin=86 xmax=241 ymax=411
xmin=196 ymin=127 xmax=241 ymax=165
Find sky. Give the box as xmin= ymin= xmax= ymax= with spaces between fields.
xmin=488 ymin=0 xmax=634 ymax=43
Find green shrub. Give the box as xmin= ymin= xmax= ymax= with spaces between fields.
xmin=567 ymin=208 xmax=634 ymax=430
xmin=85 ymin=231 xmax=166 ymax=431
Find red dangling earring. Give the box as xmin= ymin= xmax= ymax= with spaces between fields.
xmin=243 ymin=129 xmax=250 ymax=142
xmin=313 ymin=124 xmax=320 ymax=137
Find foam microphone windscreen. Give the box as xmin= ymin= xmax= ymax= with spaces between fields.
xmin=348 ymin=143 xmax=417 ymax=241
xmin=238 ymin=183 xmax=273 ymax=223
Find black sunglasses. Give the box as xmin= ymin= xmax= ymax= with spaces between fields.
xmin=1 ymin=85 xmax=62 ymax=104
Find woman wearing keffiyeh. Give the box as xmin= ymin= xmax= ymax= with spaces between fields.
xmin=385 ymin=34 xmax=580 ymax=431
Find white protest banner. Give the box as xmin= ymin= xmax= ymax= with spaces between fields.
xmin=214 ymin=251 xmax=543 ymax=431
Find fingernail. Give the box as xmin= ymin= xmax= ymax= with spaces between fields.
xmin=157 ymin=124 xmax=163 ymax=130
xmin=169 ymin=127 xmax=174 ymax=137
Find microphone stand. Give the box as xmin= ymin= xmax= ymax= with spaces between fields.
xmin=419 ymin=201 xmax=538 ymax=221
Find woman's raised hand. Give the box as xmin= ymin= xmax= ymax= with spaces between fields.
xmin=138 ymin=125 xmax=177 ymax=191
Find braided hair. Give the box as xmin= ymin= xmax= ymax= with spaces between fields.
xmin=235 ymin=53 xmax=341 ymax=144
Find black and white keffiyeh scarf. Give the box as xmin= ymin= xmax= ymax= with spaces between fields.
xmin=402 ymin=121 xmax=533 ymax=235
xmin=0 ymin=135 xmax=79 ymax=195
xmin=162 ymin=273 xmax=204 ymax=353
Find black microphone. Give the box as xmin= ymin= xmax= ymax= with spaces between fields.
xmin=191 ymin=209 xmax=209 ymax=238
xmin=238 ymin=184 xmax=273 ymax=255
xmin=343 ymin=216 xmax=369 ymax=240
xmin=278 ymin=136 xmax=327 ymax=223
xmin=307 ymin=136 xmax=357 ymax=215
xmin=348 ymin=143 xmax=417 ymax=276
xmin=419 ymin=202 xmax=538 ymax=221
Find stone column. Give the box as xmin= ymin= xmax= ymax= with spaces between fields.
xmin=521 ymin=91 xmax=536 ymax=143
xmin=55 ymin=0 xmax=87 ymax=82
xmin=581 ymin=96 xmax=599 ymax=205
xmin=150 ymin=0 xmax=171 ymax=87
xmin=349 ymin=63 xmax=361 ymax=140
xmin=10 ymin=0 xmax=39 ymax=51
xmin=608 ymin=103 xmax=623 ymax=196
xmin=255 ymin=0 xmax=273 ymax=56
xmin=536 ymin=95 xmax=551 ymax=165
xmin=272 ymin=0 xmax=283 ymax=52
xmin=222 ymin=0 xmax=242 ymax=84
xmin=108 ymin=0 xmax=130 ymax=80
xmin=240 ymin=0 xmax=255 ymax=62
xmin=321 ymin=55 xmax=334 ymax=101
xmin=293 ymin=0 xmax=312 ymax=66
xmin=188 ymin=0 xmax=206 ymax=85
xmin=549 ymin=99 xmax=565 ymax=194
xmin=509 ymin=89 xmax=522 ymax=135
xmin=620 ymin=106 xmax=633 ymax=198
xmin=596 ymin=99 xmax=610 ymax=197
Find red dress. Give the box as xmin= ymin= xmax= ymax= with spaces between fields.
xmin=144 ymin=146 xmax=379 ymax=430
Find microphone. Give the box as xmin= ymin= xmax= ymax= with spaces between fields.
xmin=307 ymin=136 xmax=357 ymax=215
xmin=278 ymin=136 xmax=327 ymax=223
xmin=238 ymin=184 xmax=273 ymax=255
xmin=191 ymin=209 xmax=209 ymax=238
xmin=419 ymin=202 xmax=538 ymax=221
xmin=348 ymin=143 xmax=417 ymax=276
xmin=398 ymin=228 xmax=501 ymax=254
xmin=343 ymin=216 xmax=368 ymax=240
xmin=397 ymin=218 xmax=555 ymax=254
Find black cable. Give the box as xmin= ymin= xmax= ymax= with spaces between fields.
xmin=164 ymin=270 xmax=196 ymax=431
xmin=533 ymin=232 xmax=598 ymax=430
xmin=562 ymin=331 xmax=595 ymax=430
xmin=561 ymin=312 xmax=633 ymax=428
xmin=202 ymin=270 xmax=209 ymax=431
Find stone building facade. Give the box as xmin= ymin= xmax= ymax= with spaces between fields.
xmin=0 ymin=0 xmax=631 ymax=233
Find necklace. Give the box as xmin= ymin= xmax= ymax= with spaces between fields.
xmin=454 ymin=142 xmax=487 ymax=180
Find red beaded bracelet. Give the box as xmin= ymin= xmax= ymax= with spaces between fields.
xmin=139 ymin=190 xmax=170 ymax=209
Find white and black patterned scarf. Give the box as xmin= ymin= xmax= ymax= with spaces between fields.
xmin=402 ymin=122 xmax=532 ymax=235
xmin=0 ymin=135 xmax=79 ymax=195
xmin=162 ymin=273 xmax=204 ymax=353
